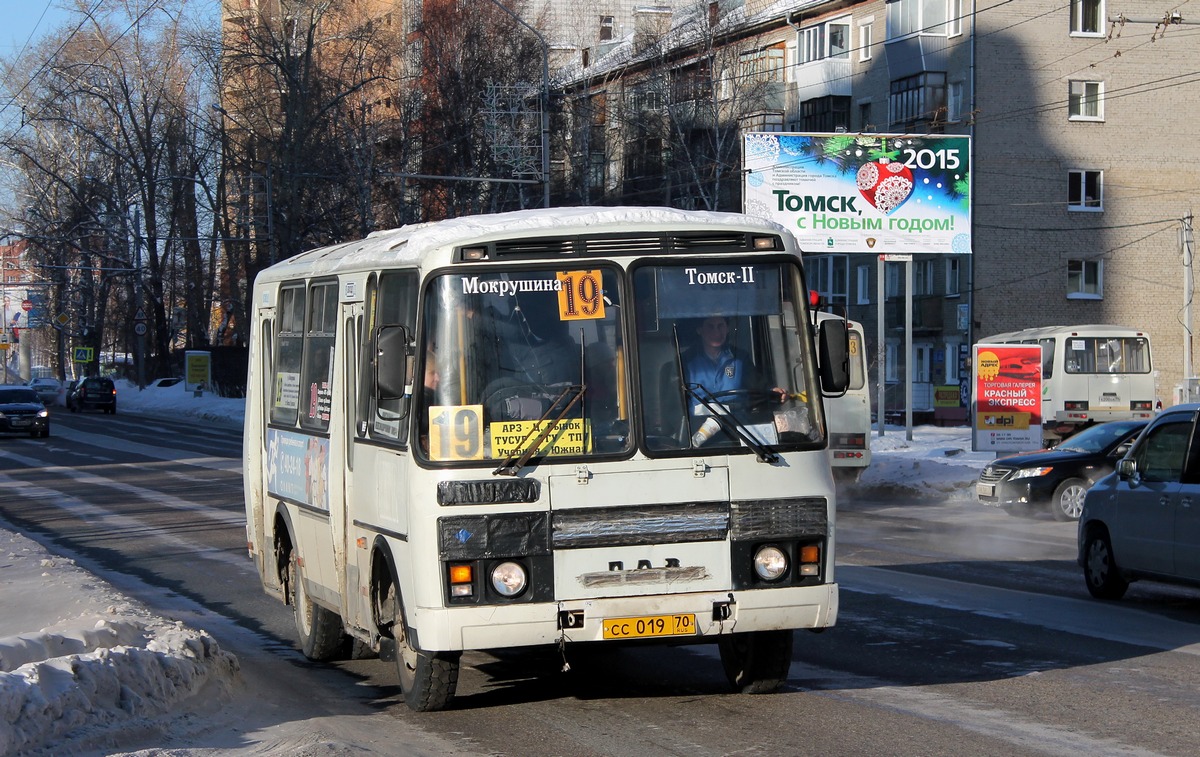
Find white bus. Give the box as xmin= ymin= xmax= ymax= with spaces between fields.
xmin=817 ymin=313 xmax=870 ymax=481
xmin=976 ymin=324 xmax=1155 ymax=444
xmin=244 ymin=207 xmax=850 ymax=711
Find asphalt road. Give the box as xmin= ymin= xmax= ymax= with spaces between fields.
xmin=3 ymin=411 xmax=1200 ymax=756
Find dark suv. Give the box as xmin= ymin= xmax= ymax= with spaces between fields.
xmin=67 ymin=376 xmax=117 ymax=414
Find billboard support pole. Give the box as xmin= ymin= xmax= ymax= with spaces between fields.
xmin=906 ymin=260 xmax=914 ymax=441
xmin=877 ymin=256 xmax=885 ymax=437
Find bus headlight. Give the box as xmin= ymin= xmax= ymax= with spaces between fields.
xmin=752 ymin=546 xmax=789 ymax=581
xmin=490 ymin=561 xmax=528 ymax=597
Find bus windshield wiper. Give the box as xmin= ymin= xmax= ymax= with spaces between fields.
xmin=685 ymin=384 xmax=780 ymax=464
xmin=493 ymin=383 xmax=587 ymax=476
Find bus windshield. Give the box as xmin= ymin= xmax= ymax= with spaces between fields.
xmin=419 ymin=265 xmax=631 ymax=462
xmin=633 ymin=260 xmax=824 ymax=454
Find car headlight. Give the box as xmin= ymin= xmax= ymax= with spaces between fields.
xmin=1010 ymin=466 xmax=1053 ymax=480
xmin=753 ymin=545 xmax=789 ymax=581
xmin=490 ymin=561 xmax=528 ymax=598
xmin=38 ymin=409 xmax=48 ymax=418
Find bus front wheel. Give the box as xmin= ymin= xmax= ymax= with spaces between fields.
xmin=289 ymin=554 xmax=343 ymax=661
xmin=717 ymin=629 xmax=793 ymax=694
xmin=390 ymin=591 xmax=460 ymax=711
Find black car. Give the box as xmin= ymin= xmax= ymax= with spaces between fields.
xmin=66 ymin=376 xmax=117 ymax=414
xmin=976 ymin=419 xmax=1147 ymax=521
xmin=0 ymin=385 xmax=51 ymax=438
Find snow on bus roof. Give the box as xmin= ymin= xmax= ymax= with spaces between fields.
xmin=259 ymin=206 xmax=790 ymax=280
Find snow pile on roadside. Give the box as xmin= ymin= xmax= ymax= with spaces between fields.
xmin=113 ymin=379 xmax=246 ymax=427
xmin=848 ymin=425 xmax=993 ymax=500
xmin=0 ymin=518 xmax=240 ymax=756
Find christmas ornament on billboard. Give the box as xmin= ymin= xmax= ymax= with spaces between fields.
xmin=856 ymin=157 xmax=913 ymax=215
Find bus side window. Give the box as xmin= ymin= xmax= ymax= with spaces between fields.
xmin=366 ymin=271 xmax=418 ymax=444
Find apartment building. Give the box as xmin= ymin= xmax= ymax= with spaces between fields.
xmin=559 ymin=0 xmax=1200 ymax=412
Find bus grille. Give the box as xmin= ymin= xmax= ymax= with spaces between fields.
xmin=730 ymin=498 xmax=828 ymax=540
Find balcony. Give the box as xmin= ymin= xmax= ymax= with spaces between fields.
xmin=793 ymin=58 xmax=852 ymax=103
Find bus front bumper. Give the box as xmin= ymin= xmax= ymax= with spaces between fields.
xmin=412 ymin=583 xmax=838 ymax=652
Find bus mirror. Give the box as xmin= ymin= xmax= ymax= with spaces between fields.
xmin=376 ymin=325 xmax=411 ymax=400
xmin=818 ymin=318 xmax=850 ymax=394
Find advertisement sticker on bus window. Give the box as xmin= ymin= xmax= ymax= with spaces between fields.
xmin=489 ymin=418 xmax=592 ymax=458
xmin=274 ymin=372 xmax=300 ymax=410
xmin=556 ymin=270 xmax=605 ymax=321
xmin=655 ymin=265 xmax=782 ymax=319
xmin=266 ymin=429 xmax=329 ymax=511
xmin=428 ymin=405 xmax=486 ymax=461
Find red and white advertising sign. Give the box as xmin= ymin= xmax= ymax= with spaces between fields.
xmin=973 ymin=344 xmax=1043 ymax=452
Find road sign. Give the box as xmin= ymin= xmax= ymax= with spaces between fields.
xmin=56 ymin=313 xmax=69 ymax=326
xmin=21 ymin=299 xmax=32 ymax=312
xmin=73 ymin=347 xmax=94 ymax=363
xmin=134 ymin=307 xmax=147 ymax=322
xmin=134 ymin=322 xmax=148 ymax=336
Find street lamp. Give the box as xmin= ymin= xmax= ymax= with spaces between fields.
xmin=482 ymin=0 xmax=550 ymax=209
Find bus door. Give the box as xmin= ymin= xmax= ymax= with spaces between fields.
xmin=247 ymin=298 xmax=276 ymax=592
xmin=338 ymin=295 xmax=365 ymax=624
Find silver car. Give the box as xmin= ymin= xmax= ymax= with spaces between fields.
xmin=1078 ymin=403 xmax=1200 ymax=599
xmin=27 ymin=377 xmax=62 ymax=405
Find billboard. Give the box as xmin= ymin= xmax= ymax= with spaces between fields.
xmin=742 ymin=133 xmax=971 ymax=255
xmin=972 ymin=344 xmax=1043 ymax=452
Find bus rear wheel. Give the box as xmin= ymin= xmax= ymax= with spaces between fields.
xmin=717 ymin=629 xmax=793 ymax=694
xmin=289 ymin=554 xmax=343 ymax=661
xmin=392 ymin=603 xmax=460 ymax=712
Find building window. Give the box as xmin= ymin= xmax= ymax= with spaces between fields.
xmin=740 ymin=111 xmax=784 ymax=133
xmin=799 ymin=25 xmax=825 ymax=64
xmin=671 ymin=60 xmax=712 ymax=101
xmin=1068 ymin=169 xmax=1103 ymax=211
xmin=1071 ymin=0 xmax=1103 ymax=34
xmin=810 ymin=255 xmax=849 ymax=306
xmin=829 ymin=21 xmax=850 ymax=58
xmin=947 ymin=0 xmax=963 ymax=36
xmin=945 ymin=257 xmax=960 ymax=295
xmin=886 ymin=0 xmax=948 ymax=40
xmin=1067 ymin=259 xmax=1102 ymax=298
xmin=1068 ymin=80 xmax=1103 ymax=120
xmin=945 ymin=339 xmax=961 ymax=382
xmin=599 ymin=15 xmax=614 ymax=41
xmin=914 ymin=259 xmax=935 ymax=295
xmin=856 ymin=264 xmax=871 ymax=304
xmin=886 ymin=341 xmax=899 ymax=382
xmin=890 ymin=72 xmax=946 ymax=131
xmin=859 ymin=20 xmax=873 ymax=61
xmin=885 ymin=264 xmax=901 ymax=298
xmin=802 ymin=96 xmax=851 ymax=132
xmin=588 ymin=152 xmax=605 ymax=189
xmin=859 ymin=101 xmax=874 ymax=131
xmin=946 ymin=81 xmax=964 ymax=122
xmin=739 ymin=45 xmax=786 ymax=83
xmin=914 ymin=343 xmax=932 ymax=383
xmin=800 ymin=18 xmax=851 ymax=63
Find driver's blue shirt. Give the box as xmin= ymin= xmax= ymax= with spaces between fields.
xmin=685 ymin=346 xmax=749 ymax=414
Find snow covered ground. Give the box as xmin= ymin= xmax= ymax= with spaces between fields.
xmin=0 ymin=380 xmax=993 ymax=755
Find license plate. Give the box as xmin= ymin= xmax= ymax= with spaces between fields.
xmin=10 ymin=418 xmax=30 ymax=427
xmin=602 ymin=613 xmax=696 ymax=640
xmin=976 ymin=483 xmax=995 ymax=498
